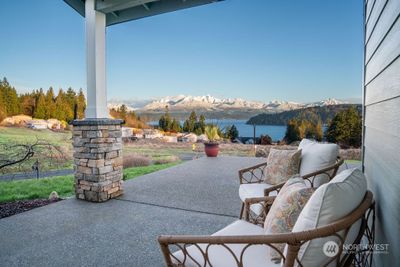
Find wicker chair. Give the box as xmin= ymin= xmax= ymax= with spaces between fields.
xmin=158 ymin=185 xmax=375 ymax=267
xmin=238 ymin=157 xmax=344 ymax=218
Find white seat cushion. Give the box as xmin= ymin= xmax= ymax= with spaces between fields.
xmin=290 ymin=168 xmax=367 ymax=266
xmin=173 ymin=220 xmax=281 ymax=267
xmin=239 ymin=183 xmax=278 ymax=215
xmin=298 ymin=139 xmax=339 ymax=187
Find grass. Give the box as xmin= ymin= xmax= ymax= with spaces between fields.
xmin=0 ymin=127 xmax=73 ymax=173
xmin=0 ymin=127 xmax=72 ymax=146
xmin=0 ymin=162 xmax=179 ymax=203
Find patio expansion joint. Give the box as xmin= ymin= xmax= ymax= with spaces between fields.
xmin=114 ymin=198 xmax=237 ymax=219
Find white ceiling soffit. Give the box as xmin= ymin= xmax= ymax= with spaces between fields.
xmin=64 ymin=0 xmax=224 ymax=26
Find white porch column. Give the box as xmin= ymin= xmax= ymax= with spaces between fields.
xmin=85 ymin=0 xmax=108 ymax=118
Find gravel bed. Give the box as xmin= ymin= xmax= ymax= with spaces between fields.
xmin=0 ymin=199 xmax=60 ymax=219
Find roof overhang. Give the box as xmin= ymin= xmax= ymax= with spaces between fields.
xmin=64 ymin=0 xmax=224 ymax=26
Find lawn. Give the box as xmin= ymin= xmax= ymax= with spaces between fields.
xmin=0 ymin=162 xmax=179 ymax=203
xmin=0 ymin=127 xmax=73 ymax=173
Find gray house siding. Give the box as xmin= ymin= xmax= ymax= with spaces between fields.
xmin=363 ymin=0 xmax=400 ymax=265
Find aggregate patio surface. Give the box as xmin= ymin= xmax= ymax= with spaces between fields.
xmin=0 ymin=156 xmax=263 ymax=267
xmin=0 ymin=156 xmax=358 ymax=267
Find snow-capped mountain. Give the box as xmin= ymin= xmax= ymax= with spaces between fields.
xmin=142 ymin=95 xmax=266 ymax=111
xmin=108 ymin=95 xmax=349 ymax=113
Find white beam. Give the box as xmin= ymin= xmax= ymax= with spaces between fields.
xmin=96 ymin=0 xmax=159 ymax=13
xmin=85 ymin=0 xmax=109 ymax=118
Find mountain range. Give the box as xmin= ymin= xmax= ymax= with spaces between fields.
xmin=108 ymin=95 xmax=354 ymax=113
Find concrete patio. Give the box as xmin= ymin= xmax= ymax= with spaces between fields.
xmin=0 ymin=156 xmax=264 ymax=266
xmin=0 ymin=156 xmax=358 ymax=266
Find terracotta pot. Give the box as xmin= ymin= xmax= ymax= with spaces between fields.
xmin=204 ymin=142 xmax=219 ymax=157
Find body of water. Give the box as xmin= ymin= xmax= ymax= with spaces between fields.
xmin=150 ymin=119 xmax=287 ymax=141
xmin=210 ymin=120 xmax=286 ymax=141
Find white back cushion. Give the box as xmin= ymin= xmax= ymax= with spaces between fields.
xmin=298 ymin=139 xmax=339 ymax=187
xmin=290 ymin=168 xmax=367 ymax=266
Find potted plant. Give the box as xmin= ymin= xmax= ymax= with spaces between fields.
xmin=204 ymin=125 xmax=220 ymax=157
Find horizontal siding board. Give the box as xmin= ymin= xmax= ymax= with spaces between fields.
xmin=366 ymin=0 xmax=388 ymax=42
xmin=365 ymin=97 xmax=400 ymax=138
xmin=365 ymin=16 xmax=400 ymax=83
xmin=363 ymin=128 xmax=400 ymax=265
xmin=365 ymin=56 xmax=400 ymax=105
xmin=363 ymin=0 xmax=400 ymax=266
xmin=366 ymin=0 xmax=376 ymax=23
xmin=366 ymin=0 xmax=400 ymax=62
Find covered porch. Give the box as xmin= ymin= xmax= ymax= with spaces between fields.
xmin=10 ymin=0 xmax=396 ymax=266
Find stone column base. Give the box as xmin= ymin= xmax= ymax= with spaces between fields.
xmin=72 ymin=119 xmax=124 ymax=202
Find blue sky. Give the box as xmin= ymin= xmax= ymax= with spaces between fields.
xmin=0 ymin=0 xmax=363 ymax=103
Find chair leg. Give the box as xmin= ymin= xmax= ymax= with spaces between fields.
xmin=239 ymin=202 xmax=244 ymax=219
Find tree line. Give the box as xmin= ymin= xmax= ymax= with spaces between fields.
xmin=284 ymin=106 xmax=362 ymax=148
xmin=247 ymin=104 xmax=362 ymax=125
xmin=158 ymin=107 xmax=240 ymax=141
xmin=109 ymin=104 xmax=147 ymax=128
xmin=0 ymin=77 xmax=86 ymax=123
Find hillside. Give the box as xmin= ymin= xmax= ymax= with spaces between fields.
xmin=246 ymin=104 xmax=362 ymax=125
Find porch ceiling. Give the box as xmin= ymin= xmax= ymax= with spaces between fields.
xmin=64 ymin=0 xmax=224 ymax=26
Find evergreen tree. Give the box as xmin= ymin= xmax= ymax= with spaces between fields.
xmin=198 ymin=114 xmax=206 ymax=133
xmin=183 ymin=120 xmax=190 ymax=132
xmin=65 ymin=87 xmax=76 ymax=108
xmin=118 ymin=104 xmax=128 ymax=119
xmin=226 ymin=124 xmax=239 ymax=141
xmin=284 ymin=119 xmax=300 ymax=143
xmin=158 ymin=106 xmax=173 ymax=131
xmin=284 ymin=118 xmax=323 ymax=143
xmin=76 ymin=89 xmax=86 ymax=119
xmin=171 ymin=118 xmax=182 ymax=132
xmin=1 ymin=78 xmax=20 ymax=115
xmin=45 ymin=87 xmax=56 ymax=119
xmin=325 ymin=107 xmax=361 ymax=147
xmin=159 ymin=115 xmax=166 ymax=131
xmin=19 ymin=93 xmax=35 ymax=116
xmin=0 ymin=87 xmax=5 ymax=121
xmin=54 ymin=89 xmax=72 ymax=121
xmin=164 ymin=106 xmax=172 ymax=131
xmin=34 ymin=89 xmax=47 ymax=119
xmin=183 ymin=111 xmax=197 ymax=132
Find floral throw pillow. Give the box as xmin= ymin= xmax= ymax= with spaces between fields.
xmin=264 ymin=177 xmax=314 ymax=262
xmin=264 ymin=148 xmax=301 ymax=184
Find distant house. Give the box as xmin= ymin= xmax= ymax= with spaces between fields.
xmin=27 ymin=120 xmax=48 ymax=130
xmin=132 ymin=128 xmax=144 ymax=139
xmin=143 ymin=129 xmax=163 ymax=139
xmin=182 ymin=133 xmax=197 ymax=143
xmin=162 ymin=136 xmax=178 ymax=143
xmin=121 ymin=127 xmax=134 ymax=138
xmin=0 ymin=115 xmax=32 ymax=126
xmin=46 ymin=119 xmax=62 ymax=129
xmin=197 ymin=134 xmax=208 ymax=143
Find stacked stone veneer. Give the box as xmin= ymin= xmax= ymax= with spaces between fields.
xmin=72 ymin=119 xmax=124 ymax=202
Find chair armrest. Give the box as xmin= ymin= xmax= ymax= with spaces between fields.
xmin=243 ymin=196 xmax=276 ymax=226
xmin=158 ymin=233 xmax=295 ymax=267
xmin=264 ymin=182 xmax=286 ymax=196
xmin=238 ymin=161 xmax=268 ymax=184
xmin=301 ymin=157 xmax=344 ymax=187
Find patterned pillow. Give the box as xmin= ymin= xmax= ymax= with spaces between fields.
xmin=264 ymin=148 xmax=301 ymax=184
xmin=264 ymin=177 xmax=314 ymax=262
